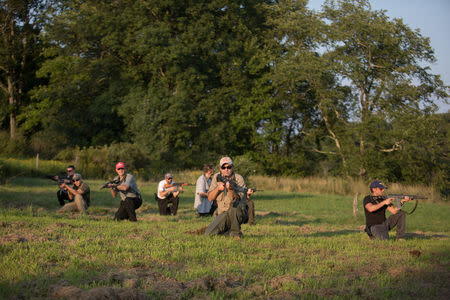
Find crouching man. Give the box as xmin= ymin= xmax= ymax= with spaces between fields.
xmin=363 ymin=180 xmax=410 ymax=240
xmin=204 ymin=156 xmax=254 ymax=239
xmin=58 ymin=173 xmax=90 ymax=213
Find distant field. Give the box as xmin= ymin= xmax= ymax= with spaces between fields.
xmin=1 ymin=177 xmax=449 ymax=299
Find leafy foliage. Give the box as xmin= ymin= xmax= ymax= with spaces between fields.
xmin=0 ymin=0 xmax=448 ymax=194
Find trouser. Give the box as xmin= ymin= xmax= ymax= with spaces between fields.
xmin=114 ymin=197 xmax=142 ymax=222
xmin=57 ymin=189 xmax=72 ymax=206
xmin=247 ymin=199 xmax=255 ymax=224
xmin=205 ymin=203 xmax=248 ymax=237
xmin=58 ymin=194 xmax=87 ymax=213
xmin=367 ymin=211 xmax=406 ymax=240
xmin=156 ymin=195 xmax=179 ymax=215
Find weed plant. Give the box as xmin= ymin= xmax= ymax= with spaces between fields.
xmin=0 ymin=177 xmax=449 ymax=299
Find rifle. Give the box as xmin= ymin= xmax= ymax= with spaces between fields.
xmin=46 ymin=174 xmax=73 ymax=186
xmin=100 ymin=179 xmax=121 ymax=190
xmin=216 ymin=174 xmax=259 ymax=199
xmin=163 ymin=182 xmax=193 ymax=189
xmin=385 ymin=194 xmax=427 ymax=215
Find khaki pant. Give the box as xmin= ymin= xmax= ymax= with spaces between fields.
xmin=59 ymin=194 xmax=87 ymax=213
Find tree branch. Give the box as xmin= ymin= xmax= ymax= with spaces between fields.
xmin=379 ymin=141 xmax=404 ymax=152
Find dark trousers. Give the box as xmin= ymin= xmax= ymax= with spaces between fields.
xmin=114 ymin=197 xmax=142 ymax=222
xmin=155 ymin=194 xmax=179 ymax=216
xmin=247 ymin=199 xmax=255 ymax=224
xmin=57 ymin=190 xmax=71 ymax=206
xmin=205 ymin=203 xmax=248 ymax=237
xmin=369 ymin=211 xmax=406 ymax=240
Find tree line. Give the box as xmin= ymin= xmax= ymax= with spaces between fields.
xmin=0 ymin=0 xmax=448 ymax=195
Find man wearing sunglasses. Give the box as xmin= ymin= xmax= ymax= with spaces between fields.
xmin=107 ymin=162 xmax=142 ymax=221
xmin=363 ymin=180 xmax=410 ymax=240
xmin=205 ymin=156 xmax=254 ymax=238
xmin=155 ymin=173 xmax=181 ymax=215
xmin=58 ymin=173 xmax=90 ymax=213
xmin=55 ymin=165 xmax=77 ymax=206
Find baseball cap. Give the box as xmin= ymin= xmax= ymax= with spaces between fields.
xmin=115 ymin=162 xmax=126 ymax=170
xmin=370 ymin=180 xmax=388 ymax=189
xmin=165 ymin=173 xmax=173 ymax=179
xmin=219 ymin=156 xmax=233 ymax=167
xmin=72 ymin=173 xmax=82 ymax=181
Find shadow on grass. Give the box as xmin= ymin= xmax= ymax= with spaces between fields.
xmin=403 ymin=232 xmax=448 ymax=240
xmin=305 ymin=229 xmax=361 ymax=237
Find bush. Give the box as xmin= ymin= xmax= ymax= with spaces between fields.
xmin=54 ymin=143 xmax=155 ymax=180
xmin=0 ymin=131 xmax=31 ymax=158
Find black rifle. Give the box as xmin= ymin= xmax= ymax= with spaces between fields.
xmin=216 ymin=174 xmax=258 ymax=199
xmin=46 ymin=174 xmax=73 ymax=186
xmin=100 ymin=179 xmax=121 ymax=190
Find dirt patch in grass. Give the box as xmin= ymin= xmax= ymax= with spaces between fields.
xmin=46 ymin=270 xmax=248 ymax=299
xmin=49 ymin=281 xmax=150 ymax=300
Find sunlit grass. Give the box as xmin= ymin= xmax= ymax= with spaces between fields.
xmin=0 ymin=177 xmax=449 ymax=299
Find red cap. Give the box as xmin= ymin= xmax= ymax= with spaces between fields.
xmin=115 ymin=162 xmax=126 ymax=170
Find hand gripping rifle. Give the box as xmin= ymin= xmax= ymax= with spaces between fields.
xmin=163 ymin=182 xmax=193 ymax=190
xmin=100 ymin=179 xmax=121 ymax=190
xmin=385 ymin=194 xmax=427 ymax=215
xmin=46 ymin=175 xmax=73 ymax=186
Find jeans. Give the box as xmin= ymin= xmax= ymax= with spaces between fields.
xmin=369 ymin=210 xmax=406 ymax=240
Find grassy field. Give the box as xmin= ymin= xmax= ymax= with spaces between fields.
xmin=0 ymin=177 xmax=449 ymax=299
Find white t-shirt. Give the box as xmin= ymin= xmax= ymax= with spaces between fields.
xmin=157 ymin=179 xmax=178 ymax=199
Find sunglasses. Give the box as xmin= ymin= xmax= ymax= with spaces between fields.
xmin=221 ymin=166 xmax=232 ymax=170
xmin=167 ymin=177 xmax=173 ymax=180
xmin=74 ymin=179 xmax=80 ymax=182
xmin=117 ymin=168 xmax=124 ymax=170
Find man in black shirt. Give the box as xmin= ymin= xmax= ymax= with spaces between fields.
xmin=363 ymin=180 xmax=410 ymax=240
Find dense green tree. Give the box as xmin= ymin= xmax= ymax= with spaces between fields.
xmin=0 ymin=0 xmax=45 ymax=139
xmin=321 ymin=0 xmax=448 ymax=178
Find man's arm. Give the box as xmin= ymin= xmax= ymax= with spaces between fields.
xmin=387 ymin=196 xmax=411 ymax=214
xmin=208 ymin=182 xmax=225 ymax=202
xmin=365 ymin=197 xmax=392 ymax=212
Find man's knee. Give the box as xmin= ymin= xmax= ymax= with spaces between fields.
xmin=74 ymin=194 xmax=87 ymax=212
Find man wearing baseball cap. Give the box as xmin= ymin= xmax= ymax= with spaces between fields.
xmin=58 ymin=173 xmax=90 ymax=213
xmin=106 ymin=162 xmax=142 ymax=221
xmin=204 ymin=156 xmax=255 ymax=238
xmin=155 ymin=172 xmax=181 ymax=215
xmin=363 ymin=180 xmax=410 ymax=240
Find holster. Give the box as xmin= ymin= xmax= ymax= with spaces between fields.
xmin=364 ymin=225 xmax=373 ymax=237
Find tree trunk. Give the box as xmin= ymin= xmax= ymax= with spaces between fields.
xmin=7 ymin=76 xmax=16 ymax=139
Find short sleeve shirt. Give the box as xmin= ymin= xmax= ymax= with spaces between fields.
xmin=208 ymin=172 xmax=246 ymax=215
xmin=113 ymin=174 xmax=140 ymax=201
xmin=363 ymin=195 xmax=387 ymax=227
xmin=77 ymin=182 xmax=90 ymax=206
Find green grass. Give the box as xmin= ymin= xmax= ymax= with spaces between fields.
xmin=0 ymin=177 xmax=449 ymax=299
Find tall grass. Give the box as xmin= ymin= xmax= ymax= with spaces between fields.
xmin=1 ymin=157 xmax=444 ymax=201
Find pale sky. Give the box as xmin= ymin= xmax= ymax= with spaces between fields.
xmin=307 ymin=0 xmax=450 ymax=113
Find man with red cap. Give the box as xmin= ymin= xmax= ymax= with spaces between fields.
xmin=363 ymin=180 xmax=411 ymax=240
xmin=106 ymin=162 xmax=142 ymax=221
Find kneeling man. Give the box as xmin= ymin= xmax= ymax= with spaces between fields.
xmin=364 ymin=180 xmax=410 ymax=240
xmin=59 ymin=173 xmax=90 ymax=213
